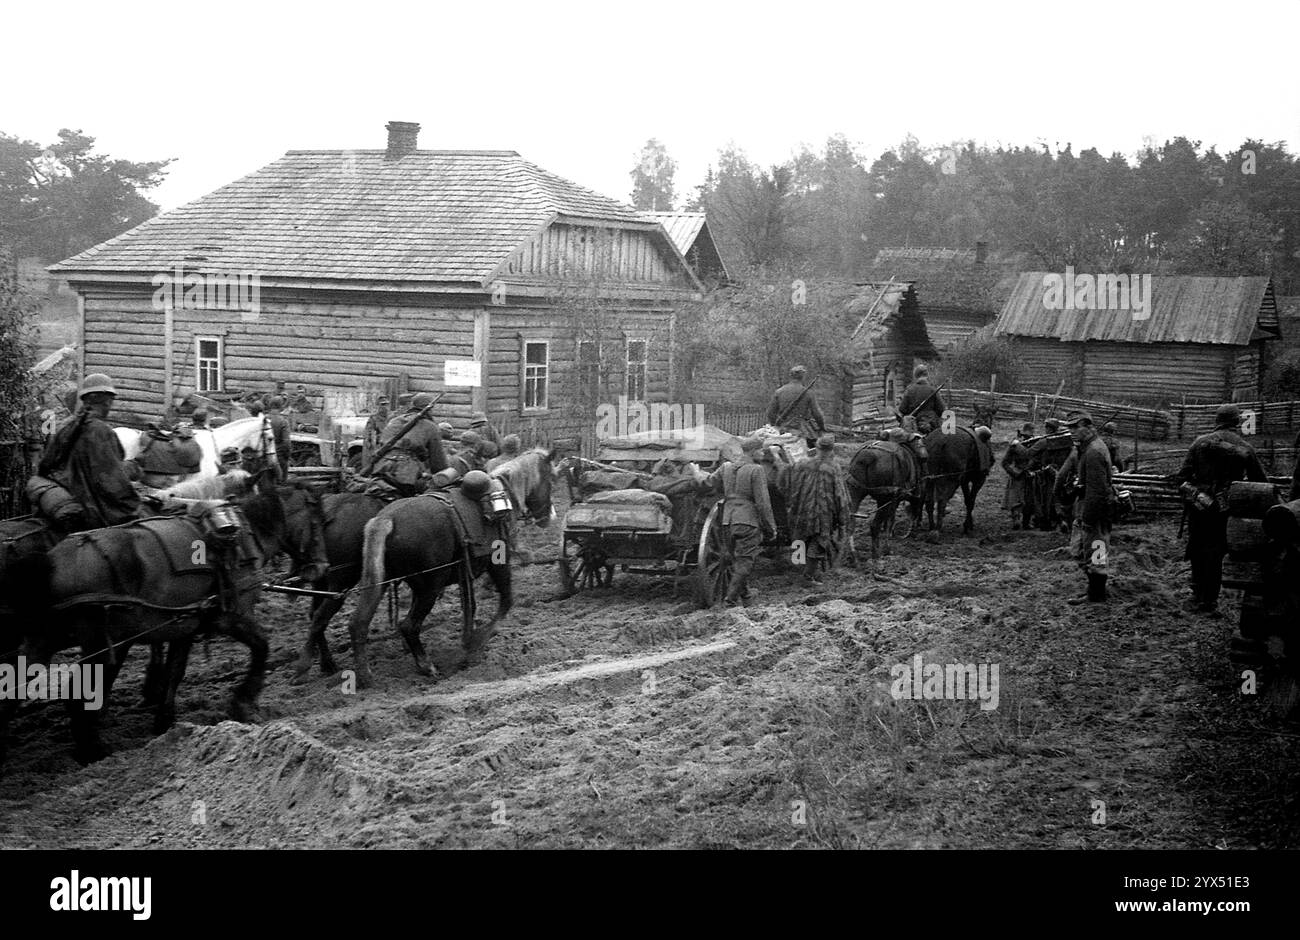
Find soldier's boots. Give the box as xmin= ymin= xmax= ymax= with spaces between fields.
xmin=1067 ymin=574 xmax=1108 ymax=605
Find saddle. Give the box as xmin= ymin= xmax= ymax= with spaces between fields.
xmin=136 ymin=430 xmax=204 ymax=478
xmin=421 ymin=485 xmax=505 ymax=559
xmin=958 ymin=425 xmax=995 ymax=473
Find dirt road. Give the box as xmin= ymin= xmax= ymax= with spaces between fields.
xmin=2 ymin=474 xmax=1297 ymax=849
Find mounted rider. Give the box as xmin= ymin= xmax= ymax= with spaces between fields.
xmin=896 ymin=364 xmax=945 ymax=435
xmin=767 ymin=365 xmax=827 ymax=449
xmin=1175 ymin=403 xmax=1268 ymax=613
xmin=371 ymin=392 xmax=448 ymax=497
xmin=34 ymin=373 xmax=140 ymax=530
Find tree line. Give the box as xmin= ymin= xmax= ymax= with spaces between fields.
xmin=630 ymin=135 xmax=1300 ymax=290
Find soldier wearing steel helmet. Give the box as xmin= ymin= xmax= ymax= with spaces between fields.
xmin=372 ymin=392 xmax=448 ymax=496
xmin=896 ymin=363 xmax=946 ymax=435
xmin=37 ymin=373 xmax=140 ymax=528
xmin=1174 ymin=403 xmax=1268 ymax=613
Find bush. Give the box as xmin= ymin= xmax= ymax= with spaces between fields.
xmin=932 ymin=328 xmax=1023 ymax=394
xmin=1262 ymin=349 xmax=1300 ymax=400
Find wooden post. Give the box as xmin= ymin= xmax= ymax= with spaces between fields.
xmin=473 ymin=308 xmax=490 ymax=416
xmin=76 ymin=293 xmax=86 ymax=380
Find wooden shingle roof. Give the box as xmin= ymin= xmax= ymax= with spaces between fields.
xmin=995 ymin=273 xmax=1277 ymax=345
xmin=51 ymin=150 xmax=654 ymax=286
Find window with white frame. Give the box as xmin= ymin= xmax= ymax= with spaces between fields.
xmin=523 ymin=340 xmax=549 ymax=410
xmin=625 ymin=339 xmax=647 ymax=401
xmin=196 ymin=336 xmax=223 ymax=393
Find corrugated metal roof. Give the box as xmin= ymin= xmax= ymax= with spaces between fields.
xmin=995 ymin=273 xmax=1276 ymax=346
xmin=52 ymin=150 xmax=654 ymax=284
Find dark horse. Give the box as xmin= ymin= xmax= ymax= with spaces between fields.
xmin=290 ymin=491 xmax=386 ymax=680
xmin=844 ymin=438 xmax=924 ymax=561
xmin=343 ymin=448 xmax=555 ymax=688
xmin=2 ymin=478 xmax=327 ymax=765
xmin=922 ymin=425 xmax=992 ymax=536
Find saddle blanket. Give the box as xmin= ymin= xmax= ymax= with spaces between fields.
xmin=421 ymin=488 xmax=501 ymax=559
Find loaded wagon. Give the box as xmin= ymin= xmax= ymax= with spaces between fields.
xmin=557 ymin=425 xmax=799 ymax=605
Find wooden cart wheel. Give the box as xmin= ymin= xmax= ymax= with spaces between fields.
xmin=558 ymin=534 xmax=613 ymax=595
xmin=694 ymin=501 xmax=732 ymax=608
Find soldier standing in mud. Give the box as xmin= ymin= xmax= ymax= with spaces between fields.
xmin=1174 ymin=404 xmax=1268 ymax=613
xmin=1062 ymin=413 xmax=1115 ymax=605
xmin=896 ymin=364 xmax=945 ymax=434
xmin=1001 ymin=423 xmax=1035 ymax=530
xmin=767 ymin=365 xmax=827 ymax=449
xmin=1027 ymin=418 xmax=1074 ymax=530
xmin=787 ymin=434 xmax=851 ymax=583
xmin=707 ymin=437 xmax=777 ymax=606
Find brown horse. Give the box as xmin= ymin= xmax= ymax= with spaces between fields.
xmin=845 ymin=438 xmax=923 ymax=560
xmin=922 ymin=426 xmax=992 ymax=536
xmin=4 ymin=479 xmax=327 ymax=765
xmin=343 ymin=448 xmax=555 ymax=688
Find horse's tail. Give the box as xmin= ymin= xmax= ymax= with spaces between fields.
xmin=346 ymin=514 xmax=393 ymax=636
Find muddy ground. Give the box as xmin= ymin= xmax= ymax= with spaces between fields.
xmin=2 ymin=466 xmax=1298 ymax=849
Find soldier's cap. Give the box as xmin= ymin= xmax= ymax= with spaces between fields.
xmin=740 ymin=436 xmax=763 ymax=453
xmin=79 ymin=373 xmax=116 ymax=398
xmin=1102 ymin=421 xmax=1118 ymax=434
xmin=816 ymin=433 xmax=836 ymax=451
xmin=1063 ymin=412 xmax=1093 ymax=428
xmin=376 ymin=396 xmax=390 ymax=405
xmin=1044 ymin=418 xmax=1062 ymax=432
xmin=789 ymin=365 xmax=807 ymax=376
xmin=460 ymin=430 xmax=482 ymax=446
xmin=411 ymin=392 xmax=435 ymax=410
xmin=469 ymin=412 xmax=487 ymax=424
xmin=1214 ymin=403 xmax=1242 ymax=428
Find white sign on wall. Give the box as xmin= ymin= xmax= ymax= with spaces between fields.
xmin=444 ymin=359 xmax=482 ymax=387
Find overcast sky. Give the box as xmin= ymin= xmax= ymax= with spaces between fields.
xmin=5 ymin=0 xmax=1298 ymax=213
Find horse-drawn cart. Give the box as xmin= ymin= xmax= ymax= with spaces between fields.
xmin=557 ymin=425 xmax=797 ymax=605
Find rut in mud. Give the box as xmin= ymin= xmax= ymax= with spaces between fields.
xmin=1 ymin=474 xmax=1297 ymax=849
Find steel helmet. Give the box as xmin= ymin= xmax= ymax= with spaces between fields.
xmin=461 ymin=470 xmax=493 ymax=499
xmin=411 ymin=392 xmax=435 ymax=410
xmin=79 ymin=373 xmax=117 ymax=398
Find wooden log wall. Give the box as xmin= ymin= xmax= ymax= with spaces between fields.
xmin=82 ymin=289 xmax=480 ymax=425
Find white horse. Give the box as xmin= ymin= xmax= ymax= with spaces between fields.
xmin=114 ymin=417 xmax=276 ymax=483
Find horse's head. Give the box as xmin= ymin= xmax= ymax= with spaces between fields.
xmin=240 ymin=481 xmax=329 ymax=583
xmin=493 ymin=448 xmax=556 ymax=528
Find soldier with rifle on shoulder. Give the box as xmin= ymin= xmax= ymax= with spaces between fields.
xmin=767 ymin=365 xmax=827 ymax=449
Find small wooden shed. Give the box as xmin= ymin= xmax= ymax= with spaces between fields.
xmin=844 ymin=281 xmax=938 ymax=422
xmin=995 ymin=273 xmax=1280 ymax=404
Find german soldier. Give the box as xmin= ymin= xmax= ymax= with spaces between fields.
xmin=896 ymin=363 xmax=946 ymax=435
xmin=708 ymin=437 xmax=777 ymax=605
xmin=363 ymin=395 xmax=391 ymax=463
xmin=787 ymin=434 xmax=850 ymax=583
xmin=1063 ymin=412 xmax=1115 ymax=605
xmin=767 ymin=365 xmax=827 ymax=449
xmin=1174 ymin=403 xmax=1268 ymax=613
xmin=1101 ymin=421 xmax=1126 ymax=472
xmin=468 ymin=411 xmax=501 ymax=448
xmin=264 ymin=395 xmax=292 ymax=481
xmin=1001 ymin=422 xmax=1035 ymax=530
xmin=1027 ymin=418 xmax=1074 ymax=529
xmin=37 ymin=373 xmax=140 ymax=529
xmin=373 ymin=392 xmax=448 ymax=496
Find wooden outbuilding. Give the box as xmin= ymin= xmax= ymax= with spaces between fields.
xmin=994 ymin=273 xmax=1280 ymax=404
xmin=844 ymin=281 xmax=938 ymax=422
xmin=50 ymin=122 xmax=703 ymax=435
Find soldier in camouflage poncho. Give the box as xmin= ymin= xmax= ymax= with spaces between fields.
xmin=787 ymin=434 xmax=851 ymax=583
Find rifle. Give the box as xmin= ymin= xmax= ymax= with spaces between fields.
xmin=360 ymin=392 xmax=445 ymax=476
xmin=773 ymin=376 xmax=820 ymax=430
xmin=902 ymin=379 xmax=949 ymax=421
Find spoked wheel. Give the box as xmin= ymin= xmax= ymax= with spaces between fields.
xmin=694 ymin=501 xmax=732 ymax=608
xmin=558 ymin=534 xmax=613 ymax=595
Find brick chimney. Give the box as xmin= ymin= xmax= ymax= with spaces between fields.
xmin=974 ymin=240 xmax=988 ymax=264
xmin=385 ymin=121 xmax=420 ymax=160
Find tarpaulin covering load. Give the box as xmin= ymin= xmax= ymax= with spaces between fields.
xmin=598 ymin=424 xmax=745 ymax=464
xmin=564 ymin=489 xmax=673 ymax=532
